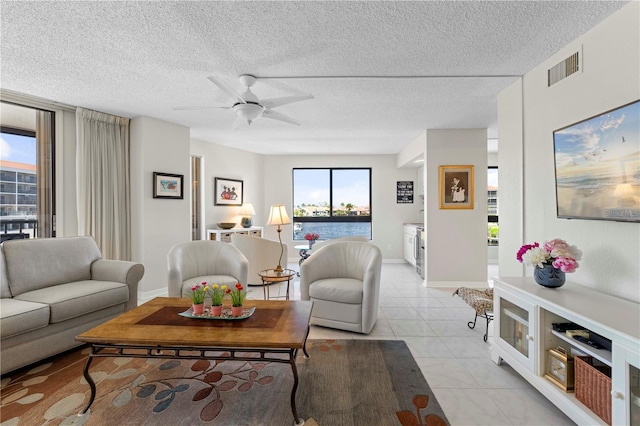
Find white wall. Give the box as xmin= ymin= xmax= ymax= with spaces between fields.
xmin=262 ymin=154 xmax=419 ymax=261
xmin=190 ymin=138 xmax=265 ymax=231
xmin=498 ymin=79 xmax=525 ymax=277
xmin=130 ymin=116 xmax=190 ymax=296
xmin=498 ymin=2 xmax=640 ymax=302
xmin=397 ymin=131 xmax=426 ymax=168
xmin=425 ymin=129 xmax=488 ymax=286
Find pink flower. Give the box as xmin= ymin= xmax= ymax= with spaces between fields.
xmin=552 ymin=257 xmax=579 ymax=273
xmin=516 ymin=242 xmax=539 ymax=263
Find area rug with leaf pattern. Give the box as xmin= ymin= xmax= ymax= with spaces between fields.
xmin=1 ymin=339 xmax=448 ymax=426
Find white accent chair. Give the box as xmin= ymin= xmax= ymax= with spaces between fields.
xmin=310 ymin=235 xmax=368 ymax=252
xmin=167 ymin=240 xmax=248 ymax=297
xmin=300 ymin=241 xmax=382 ymax=334
xmin=230 ymin=234 xmax=288 ymax=285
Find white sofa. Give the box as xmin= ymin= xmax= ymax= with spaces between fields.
xmin=0 ymin=236 xmax=145 ymax=374
xmin=300 ymin=241 xmax=382 ymax=334
xmin=230 ymin=233 xmax=288 ymax=285
xmin=167 ymin=240 xmax=248 ymax=297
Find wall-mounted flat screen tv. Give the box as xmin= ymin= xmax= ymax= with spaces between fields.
xmin=553 ymin=99 xmax=639 ymax=223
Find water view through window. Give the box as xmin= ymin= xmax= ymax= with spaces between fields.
xmin=293 ymin=168 xmax=371 ymax=241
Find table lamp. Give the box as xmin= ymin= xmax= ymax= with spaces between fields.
xmin=267 ymin=204 xmax=290 ymax=273
xmin=239 ymin=203 xmax=256 ymax=228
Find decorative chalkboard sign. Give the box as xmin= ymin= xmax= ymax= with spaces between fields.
xmin=397 ymin=181 xmax=414 ymax=204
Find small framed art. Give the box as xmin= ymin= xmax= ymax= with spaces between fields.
xmin=153 ymin=172 xmax=184 ymax=199
xmin=439 ymin=165 xmax=474 ymax=209
xmin=214 ymin=177 xmax=243 ymax=206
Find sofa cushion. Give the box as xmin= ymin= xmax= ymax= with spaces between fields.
xmin=3 ymin=236 xmax=102 ymax=296
xmin=14 ymin=280 xmax=128 ymax=323
xmin=0 ymin=246 xmax=11 ymax=298
xmin=0 ymin=298 xmax=49 ymax=339
xmin=308 ymin=278 xmax=363 ymax=304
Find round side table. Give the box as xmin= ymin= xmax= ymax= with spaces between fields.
xmin=258 ymin=268 xmax=296 ymax=300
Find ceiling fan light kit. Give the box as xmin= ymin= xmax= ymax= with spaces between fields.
xmin=233 ymin=102 xmax=263 ymax=125
xmin=177 ymin=74 xmax=313 ymax=127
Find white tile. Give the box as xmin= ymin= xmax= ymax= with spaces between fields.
xmin=415 ymin=358 xmax=479 ymax=389
xmin=388 ymin=319 xmax=436 ymax=337
xmin=403 ymin=336 xmax=455 ymax=358
xmin=380 ymin=306 xmax=422 ymax=320
xmin=407 ymin=297 xmax=445 ymax=308
xmin=487 ymin=388 xmax=575 ymax=425
xmin=415 ymin=307 xmax=461 ymax=320
xmin=432 ymin=388 xmax=512 ymax=426
xmin=439 ymin=336 xmax=492 ymax=358
xmin=458 ymin=358 xmax=532 ymax=389
xmin=426 ymin=320 xmax=479 ymax=337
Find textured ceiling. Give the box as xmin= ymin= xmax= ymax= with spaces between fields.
xmin=0 ymin=1 xmax=627 ymax=155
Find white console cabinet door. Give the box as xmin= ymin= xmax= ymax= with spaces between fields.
xmin=493 ymin=286 xmax=537 ymax=372
xmin=612 ymin=344 xmax=640 ymax=425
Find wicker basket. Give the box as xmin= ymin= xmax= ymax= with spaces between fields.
xmin=575 ymin=355 xmax=612 ymax=425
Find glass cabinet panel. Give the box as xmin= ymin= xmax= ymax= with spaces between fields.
xmin=499 ymin=298 xmax=530 ymax=358
xmin=630 ymin=364 xmax=640 ymax=425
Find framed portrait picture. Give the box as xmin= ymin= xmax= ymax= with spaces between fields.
xmin=214 ymin=177 xmax=243 ymax=206
xmin=153 ymin=172 xmax=184 ymax=199
xmin=439 ymin=165 xmax=474 ymax=209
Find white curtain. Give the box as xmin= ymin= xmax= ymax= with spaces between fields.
xmin=76 ymin=107 xmax=130 ymax=260
xmin=36 ymin=110 xmax=53 ymax=237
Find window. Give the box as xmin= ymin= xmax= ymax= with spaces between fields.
xmin=0 ymin=102 xmax=55 ymax=240
xmin=488 ymin=167 xmax=499 ymax=246
xmin=293 ymin=168 xmax=371 ymax=240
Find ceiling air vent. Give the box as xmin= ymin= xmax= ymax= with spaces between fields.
xmin=548 ymin=51 xmax=580 ymax=87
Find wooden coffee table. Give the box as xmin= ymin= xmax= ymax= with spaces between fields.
xmin=76 ymin=297 xmax=313 ymax=425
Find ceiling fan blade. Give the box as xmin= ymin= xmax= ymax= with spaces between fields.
xmin=261 ymin=94 xmax=314 ymax=109
xmin=172 ymin=105 xmax=231 ymax=111
xmin=207 ymin=76 xmax=247 ymax=104
xmin=263 ymin=109 xmax=301 ymax=126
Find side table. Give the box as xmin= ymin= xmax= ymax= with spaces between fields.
xmin=294 ymin=244 xmax=313 ymax=267
xmin=258 ymin=269 xmax=297 ymax=301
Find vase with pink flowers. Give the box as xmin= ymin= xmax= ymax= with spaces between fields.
xmin=304 ymin=232 xmax=320 ymax=249
xmin=517 ymin=238 xmax=582 ymax=288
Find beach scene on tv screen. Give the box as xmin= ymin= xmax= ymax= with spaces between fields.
xmin=554 ymin=100 xmax=639 ymax=221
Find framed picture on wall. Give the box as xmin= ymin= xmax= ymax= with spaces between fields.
xmin=439 ymin=165 xmax=474 ymax=209
xmin=214 ymin=177 xmax=243 ymax=206
xmin=153 ymin=172 xmax=184 ymax=199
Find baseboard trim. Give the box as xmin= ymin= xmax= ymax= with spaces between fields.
xmin=426 ymin=281 xmax=490 ymax=288
xmin=138 ymin=288 xmax=168 ymax=305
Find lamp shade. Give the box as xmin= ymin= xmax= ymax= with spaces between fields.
xmin=267 ymin=204 xmax=291 ymax=226
xmin=239 ymin=203 xmax=256 ymax=216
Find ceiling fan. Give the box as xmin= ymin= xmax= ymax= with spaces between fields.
xmin=174 ymin=74 xmax=313 ymax=128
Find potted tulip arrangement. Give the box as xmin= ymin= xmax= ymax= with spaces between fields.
xmin=189 ymin=282 xmax=207 ymax=315
xmin=226 ymin=283 xmax=247 ymax=317
xmin=207 ymin=284 xmax=227 ymax=316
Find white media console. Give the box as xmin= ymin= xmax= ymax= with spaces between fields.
xmin=491 ymin=277 xmax=639 ymax=425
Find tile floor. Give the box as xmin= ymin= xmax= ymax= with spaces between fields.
xmin=247 ymin=262 xmax=575 ymax=426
